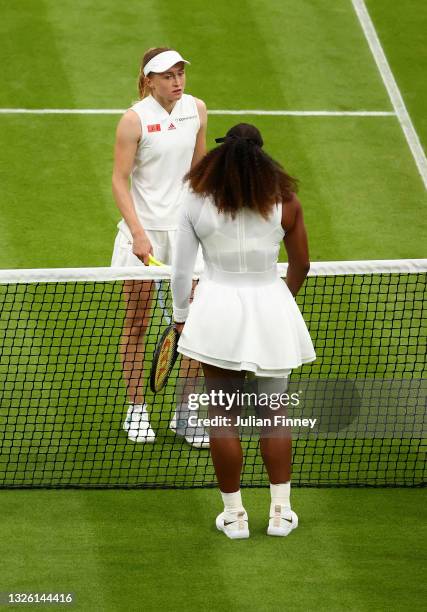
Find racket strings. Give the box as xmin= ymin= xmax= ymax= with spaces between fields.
xmin=151 ymin=326 xmax=179 ymax=392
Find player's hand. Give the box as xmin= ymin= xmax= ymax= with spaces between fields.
xmin=132 ymin=232 xmax=153 ymax=265
xmin=174 ymin=322 xmax=185 ymax=335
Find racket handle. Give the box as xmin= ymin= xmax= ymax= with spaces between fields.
xmin=148 ymin=254 xmax=164 ymax=267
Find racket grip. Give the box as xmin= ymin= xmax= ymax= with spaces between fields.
xmin=148 ymin=254 xmax=164 ymax=267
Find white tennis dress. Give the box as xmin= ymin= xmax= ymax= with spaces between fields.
xmin=171 ymin=190 xmax=316 ymax=377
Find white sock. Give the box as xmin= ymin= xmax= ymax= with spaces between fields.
xmin=270 ymin=482 xmax=291 ymax=510
xmin=220 ymin=490 xmax=245 ymax=515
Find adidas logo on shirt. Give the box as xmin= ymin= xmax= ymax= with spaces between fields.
xmin=168 ymin=123 xmax=176 ymax=130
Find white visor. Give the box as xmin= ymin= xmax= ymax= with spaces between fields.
xmin=143 ymin=50 xmax=190 ymax=76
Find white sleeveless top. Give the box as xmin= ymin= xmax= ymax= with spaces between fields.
xmin=118 ymin=93 xmax=200 ymax=235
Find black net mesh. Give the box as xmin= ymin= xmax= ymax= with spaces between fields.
xmin=0 ymin=268 xmax=425 ymax=488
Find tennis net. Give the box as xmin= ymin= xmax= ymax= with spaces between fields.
xmin=0 ymin=260 xmax=426 ymax=488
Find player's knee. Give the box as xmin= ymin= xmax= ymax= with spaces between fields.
xmin=256 ymin=376 xmax=289 ymax=396
xmin=209 ymin=426 xmax=240 ymax=440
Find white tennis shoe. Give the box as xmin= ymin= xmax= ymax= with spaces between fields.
xmin=267 ymin=505 xmax=298 ymax=537
xmin=169 ymin=410 xmax=210 ymax=448
xmin=216 ymin=510 xmax=250 ymax=539
xmin=123 ymin=404 xmax=156 ymax=443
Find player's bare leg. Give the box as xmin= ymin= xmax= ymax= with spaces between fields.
xmin=201 ymin=364 xmax=249 ymax=539
xmin=172 ymin=280 xmax=210 ymax=448
xmin=120 ymin=280 xmax=152 ymax=403
xmin=121 ymin=280 xmax=156 ymax=442
xmin=257 ymin=377 xmax=298 ymax=537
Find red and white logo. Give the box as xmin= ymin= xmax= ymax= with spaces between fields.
xmin=168 ymin=123 xmax=176 ymax=130
xmin=148 ymin=123 xmax=161 ymax=132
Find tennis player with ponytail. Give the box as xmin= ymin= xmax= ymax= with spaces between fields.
xmin=171 ymin=124 xmax=316 ymax=538
xmin=111 ymin=47 xmax=209 ymax=447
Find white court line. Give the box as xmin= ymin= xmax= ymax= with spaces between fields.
xmin=352 ymin=0 xmax=427 ymax=190
xmin=0 ymin=108 xmax=395 ymax=116
xmin=209 ymin=110 xmax=395 ymax=116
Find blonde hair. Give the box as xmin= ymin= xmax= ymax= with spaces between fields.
xmin=137 ymin=47 xmax=173 ymax=99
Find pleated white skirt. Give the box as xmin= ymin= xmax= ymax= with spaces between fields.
xmin=177 ymin=268 xmax=316 ymax=377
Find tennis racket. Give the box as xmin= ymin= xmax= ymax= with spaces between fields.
xmin=148 ymin=253 xmax=172 ymax=326
xmin=148 ymin=253 xmax=164 ymax=266
xmin=150 ymin=324 xmax=180 ymax=393
xmin=147 ymin=253 xmax=179 ymax=391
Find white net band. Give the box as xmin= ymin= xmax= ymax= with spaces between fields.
xmin=0 ymin=259 xmax=426 ymax=284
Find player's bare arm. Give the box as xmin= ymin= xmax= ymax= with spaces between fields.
xmin=191 ymin=98 xmax=208 ymax=167
xmin=282 ymin=193 xmax=310 ymax=297
xmin=112 ymin=110 xmax=153 ymax=264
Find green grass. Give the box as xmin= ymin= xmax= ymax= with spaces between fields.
xmin=1 ymin=489 xmax=426 ymax=612
xmin=0 ymin=2 xmax=426 ymax=268
xmin=0 ymin=114 xmax=425 ymax=268
xmin=0 ymin=0 xmax=426 ymax=610
xmin=366 ymin=0 xmax=427 ymax=149
xmin=0 ymin=0 xmax=392 ymax=109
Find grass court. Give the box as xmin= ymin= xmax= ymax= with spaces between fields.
xmin=0 ymin=1 xmax=426 ymax=610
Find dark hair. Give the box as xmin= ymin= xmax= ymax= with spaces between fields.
xmin=185 ymin=123 xmax=298 ymax=219
xmin=137 ymin=47 xmax=173 ymax=99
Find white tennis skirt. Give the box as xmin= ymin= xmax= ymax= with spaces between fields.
xmin=178 ymin=267 xmax=316 ymax=378
xmin=111 ymin=227 xmax=177 ymax=266
xmin=111 ymin=224 xmax=204 ymax=269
